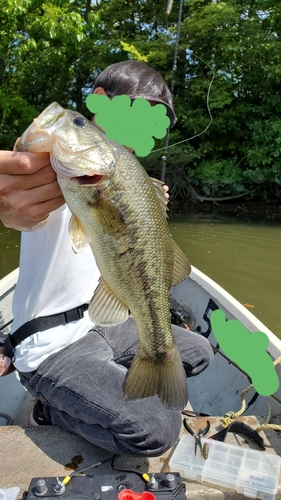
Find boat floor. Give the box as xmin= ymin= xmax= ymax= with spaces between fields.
xmin=1 ymin=393 xmax=281 ymax=499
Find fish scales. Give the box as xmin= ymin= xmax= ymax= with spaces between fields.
xmin=63 ymin=145 xmax=174 ymax=353
xmin=17 ymin=102 xmax=191 ymax=409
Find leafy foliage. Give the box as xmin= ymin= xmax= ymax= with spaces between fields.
xmin=0 ymin=0 xmax=100 ymax=148
xmin=1 ymin=0 xmax=281 ymax=200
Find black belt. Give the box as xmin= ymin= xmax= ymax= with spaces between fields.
xmin=5 ymin=304 xmax=88 ymax=358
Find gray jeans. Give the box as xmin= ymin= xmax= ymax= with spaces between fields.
xmin=19 ymin=317 xmax=213 ymax=456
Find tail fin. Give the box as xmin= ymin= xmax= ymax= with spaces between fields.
xmin=122 ymin=346 xmax=188 ymax=410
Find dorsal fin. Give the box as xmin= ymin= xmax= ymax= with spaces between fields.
xmin=171 ymin=240 xmax=191 ymax=287
xmin=150 ymin=177 xmax=169 ymax=219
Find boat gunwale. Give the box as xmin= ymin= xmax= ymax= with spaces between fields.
xmin=187 ymin=265 xmax=281 ymax=359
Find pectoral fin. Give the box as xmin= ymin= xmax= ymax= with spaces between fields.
xmin=171 ymin=241 xmax=191 ymax=287
xmin=69 ymin=214 xmax=91 ymax=253
xmin=89 ymin=277 xmax=129 ymax=326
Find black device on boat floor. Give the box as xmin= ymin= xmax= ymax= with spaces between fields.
xmin=23 ymin=472 xmax=186 ymax=500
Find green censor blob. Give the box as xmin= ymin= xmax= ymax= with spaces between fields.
xmin=210 ymin=309 xmax=279 ymax=397
xmin=86 ymin=94 xmax=170 ymax=156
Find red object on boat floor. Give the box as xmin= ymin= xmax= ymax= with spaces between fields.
xmin=118 ymin=490 xmax=156 ymax=500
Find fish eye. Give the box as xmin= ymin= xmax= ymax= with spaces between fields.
xmin=73 ymin=116 xmax=86 ymax=127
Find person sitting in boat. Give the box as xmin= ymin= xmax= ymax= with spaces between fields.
xmin=0 ymin=61 xmax=213 ymax=456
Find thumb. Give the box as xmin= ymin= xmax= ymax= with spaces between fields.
xmin=13 ymin=137 xmax=21 ymax=151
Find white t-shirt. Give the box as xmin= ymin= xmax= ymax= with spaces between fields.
xmin=11 ymin=204 xmax=100 ymax=372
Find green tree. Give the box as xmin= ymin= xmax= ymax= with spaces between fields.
xmin=165 ymin=0 xmax=281 ymax=199
xmin=1 ymin=0 xmax=281 ymax=200
xmin=93 ymin=0 xmax=281 ymax=199
xmin=0 ymin=0 xmax=100 ymax=149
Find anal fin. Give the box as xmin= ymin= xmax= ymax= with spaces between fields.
xmin=89 ymin=277 xmax=129 ymax=326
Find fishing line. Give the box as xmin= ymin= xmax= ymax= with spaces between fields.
xmin=161 ymin=0 xmax=183 ymax=181
xmin=153 ymin=4 xmax=214 ymax=157
xmin=154 ymin=55 xmax=214 ymax=154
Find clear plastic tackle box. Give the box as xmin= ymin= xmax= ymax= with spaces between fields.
xmin=169 ymin=434 xmax=281 ymax=500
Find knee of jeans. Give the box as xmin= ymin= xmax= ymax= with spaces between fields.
xmin=126 ymin=410 xmax=182 ymax=457
xmin=201 ymin=336 xmax=214 ymax=367
xmin=186 ymin=336 xmax=214 ymax=377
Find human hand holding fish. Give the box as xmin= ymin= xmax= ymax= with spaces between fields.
xmin=0 ymin=344 xmax=15 ymax=376
xmin=0 ymin=141 xmax=169 ymax=233
xmin=16 ymin=102 xmax=190 ymax=409
xmin=0 ymin=149 xmax=64 ymax=231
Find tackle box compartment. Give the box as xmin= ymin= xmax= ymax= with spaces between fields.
xmin=169 ymin=433 xmax=281 ymax=500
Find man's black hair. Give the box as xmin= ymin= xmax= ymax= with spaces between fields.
xmin=93 ymin=60 xmax=176 ymax=126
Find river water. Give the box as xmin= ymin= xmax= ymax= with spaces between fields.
xmin=0 ymin=208 xmax=280 ymax=337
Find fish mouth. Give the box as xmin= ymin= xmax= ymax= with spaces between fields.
xmin=71 ymin=174 xmax=105 ymax=185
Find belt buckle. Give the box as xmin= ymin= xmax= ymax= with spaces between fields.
xmin=64 ymin=306 xmax=84 ymax=323
xmin=76 ymin=305 xmax=85 ymax=319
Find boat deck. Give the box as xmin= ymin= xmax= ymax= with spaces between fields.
xmin=1 ymin=393 xmax=281 ymax=500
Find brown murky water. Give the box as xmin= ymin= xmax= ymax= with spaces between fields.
xmin=169 ymin=214 xmax=281 ymax=338
xmin=0 ymin=212 xmax=280 ymax=337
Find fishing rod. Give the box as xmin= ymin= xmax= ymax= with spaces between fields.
xmin=159 ymin=0 xmax=214 ymax=179
xmin=161 ymin=0 xmax=184 ymax=182
xmin=166 ymin=0 xmax=174 ymax=16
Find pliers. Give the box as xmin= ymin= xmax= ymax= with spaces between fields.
xmin=183 ymin=418 xmax=210 ymax=458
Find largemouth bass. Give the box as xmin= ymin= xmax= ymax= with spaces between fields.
xmin=17 ymin=102 xmax=191 ymax=409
